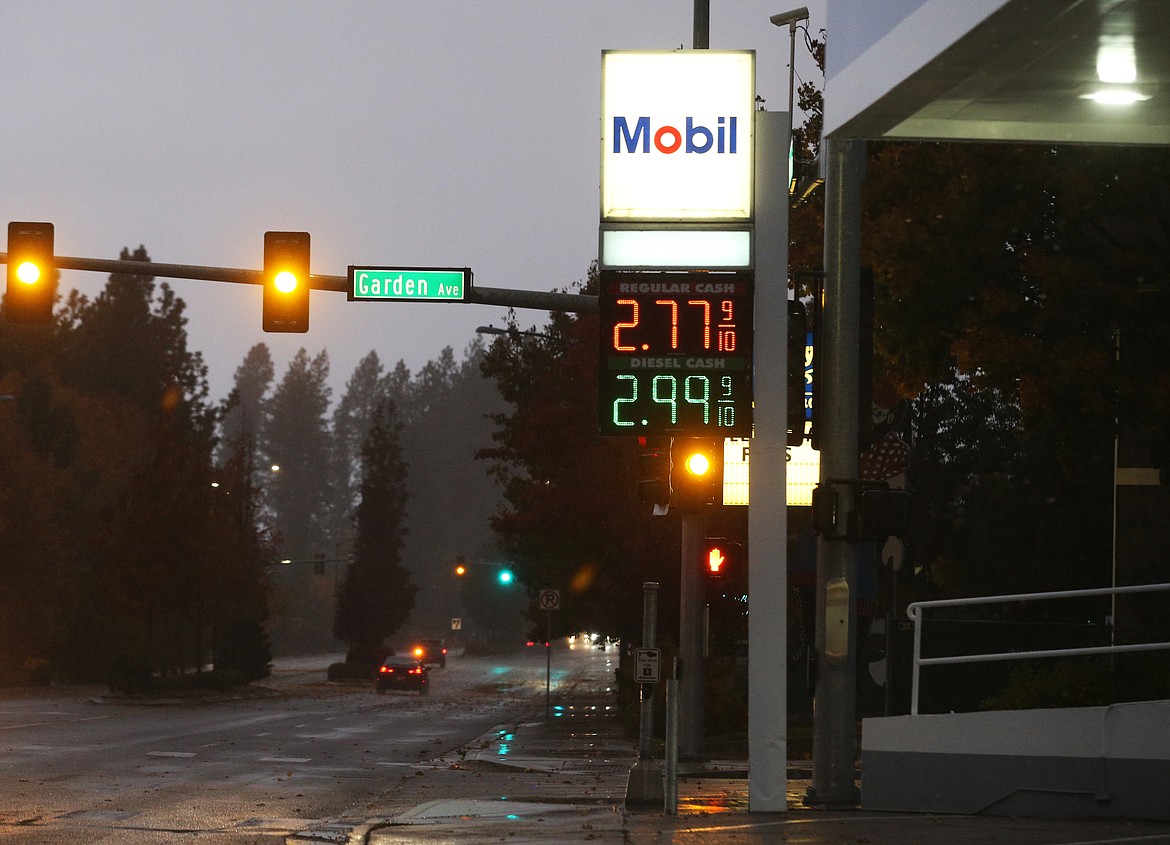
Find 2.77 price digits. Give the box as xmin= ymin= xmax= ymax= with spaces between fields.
xmin=611 ymin=372 xmax=742 ymax=431
xmin=612 ymin=298 xmax=740 ymax=354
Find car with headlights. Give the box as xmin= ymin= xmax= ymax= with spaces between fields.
xmin=409 ymin=638 xmax=447 ymax=668
xmin=375 ymin=656 xmax=429 ymax=694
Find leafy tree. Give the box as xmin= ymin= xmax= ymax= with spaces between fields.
xmin=333 ymin=397 xmax=414 ymax=659
xmin=478 ymin=276 xmax=681 ymax=644
xmin=858 ymin=142 xmax=1170 ymax=603
xmin=778 ymin=36 xmax=1170 ymax=710
xmin=786 ymin=38 xmax=1170 ymax=609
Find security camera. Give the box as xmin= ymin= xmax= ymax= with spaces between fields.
xmin=770 ymin=7 xmax=809 ymax=28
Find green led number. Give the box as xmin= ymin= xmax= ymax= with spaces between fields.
xmin=717 ymin=375 xmax=736 ymax=427
xmin=652 ymin=375 xmax=678 ymax=423
xmin=684 ymin=375 xmax=711 ymax=423
xmin=613 ymin=374 xmax=638 ymax=427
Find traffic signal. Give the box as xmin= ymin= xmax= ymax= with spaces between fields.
xmin=454 ymin=556 xmax=467 ymax=577
xmin=702 ymin=537 xmax=742 ymax=577
xmin=5 ymin=221 xmax=55 ymax=323
xmin=812 ymin=479 xmax=910 ymax=542
xmin=497 ymin=568 xmax=515 ymax=585
xmin=263 ymin=231 xmax=310 ymax=332
xmin=788 ymin=299 xmax=808 ymax=446
xmin=637 ymin=436 xmax=670 ymax=510
xmin=670 ymin=438 xmax=723 ymax=510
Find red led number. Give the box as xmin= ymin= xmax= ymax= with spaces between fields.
xmin=613 ymin=299 xmax=639 ymax=352
xmin=718 ymin=300 xmax=737 ymax=352
xmin=687 ymin=299 xmax=712 ymax=349
xmin=612 ymin=295 xmax=738 ymax=353
xmin=655 ymin=299 xmax=679 ymax=349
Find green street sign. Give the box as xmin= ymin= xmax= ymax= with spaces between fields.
xmin=347 ymin=266 xmax=470 ymax=302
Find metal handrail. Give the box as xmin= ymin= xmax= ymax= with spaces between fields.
xmin=907 ymin=583 xmax=1170 ymax=715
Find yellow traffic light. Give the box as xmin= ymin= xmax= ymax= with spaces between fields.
xmin=6 ymin=221 xmax=54 ymax=323
xmin=454 ymin=563 xmax=467 ymax=576
xmin=684 ymin=451 xmax=711 ymax=477
xmin=262 ymin=231 xmax=310 ymax=332
xmin=670 ymin=438 xmax=723 ymax=510
xmin=15 ymin=261 xmax=41 ymax=285
xmin=273 ymin=269 xmax=299 ymax=294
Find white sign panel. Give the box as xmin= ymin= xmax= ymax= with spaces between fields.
xmin=601 ymin=51 xmax=755 ymax=222
xmin=635 ymin=647 xmax=661 ymax=683
xmin=723 ymin=433 xmax=820 ymax=507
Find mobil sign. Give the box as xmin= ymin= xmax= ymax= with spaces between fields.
xmin=601 ymin=50 xmax=755 ymax=222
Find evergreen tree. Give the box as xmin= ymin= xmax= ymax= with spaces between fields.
xmin=218 ymin=342 xmax=274 ymax=472
xmin=333 ymin=397 xmax=414 ymax=660
xmin=406 ymin=346 xmax=457 ymax=426
xmin=261 ymin=348 xmax=333 ymax=556
xmin=51 ymin=247 xmax=251 ymax=685
xmin=58 ymin=246 xmax=212 ymax=435
xmin=329 ymin=351 xmax=392 ymax=551
xmin=261 ymin=348 xmax=335 ymax=654
xmin=208 ymin=430 xmax=273 ymax=681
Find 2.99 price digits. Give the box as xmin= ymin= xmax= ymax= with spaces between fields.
xmin=611 ymin=373 xmax=738 ymax=429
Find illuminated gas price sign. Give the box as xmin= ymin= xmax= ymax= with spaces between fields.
xmin=598 ymin=270 xmax=753 ymax=436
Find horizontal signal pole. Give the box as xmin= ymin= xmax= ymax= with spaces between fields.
xmin=469 ymin=285 xmax=597 ymax=314
xmin=0 ymin=253 xmax=598 ymax=315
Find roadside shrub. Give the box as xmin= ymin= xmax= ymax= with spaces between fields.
xmin=327 ymin=661 xmax=377 ymax=681
xmin=982 ymin=653 xmax=1170 ymax=711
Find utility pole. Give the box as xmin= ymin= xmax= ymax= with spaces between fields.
xmin=678 ymin=511 xmax=707 ymax=759
xmin=807 ymin=137 xmax=865 ymax=806
xmin=748 ymin=108 xmax=791 ymax=811
xmin=677 ymin=0 xmax=711 ymax=763
xmin=693 ymin=0 xmax=709 ymax=49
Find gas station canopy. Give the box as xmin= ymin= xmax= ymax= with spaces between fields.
xmin=823 ymin=0 xmax=1169 ymax=146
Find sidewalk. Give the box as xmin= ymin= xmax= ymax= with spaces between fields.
xmin=289 ymin=692 xmax=1170 ymax=845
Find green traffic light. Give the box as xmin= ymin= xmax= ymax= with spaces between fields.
xmin=498 ymin=569 xmax=514 ymax=585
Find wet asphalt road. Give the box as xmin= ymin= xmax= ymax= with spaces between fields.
xmin=0 ymin=647 xmax=582 ymax=843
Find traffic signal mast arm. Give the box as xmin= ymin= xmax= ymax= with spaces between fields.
xmin=0 ymin=253 xmax=598 ymax=315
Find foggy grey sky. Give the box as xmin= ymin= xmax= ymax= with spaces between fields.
xmin=2 ymin=1 xmax=824 ymax=403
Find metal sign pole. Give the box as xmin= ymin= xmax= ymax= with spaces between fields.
xmin=545 ymin=609 xmax=552 ymax=720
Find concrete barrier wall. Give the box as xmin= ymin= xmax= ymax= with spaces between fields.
xmin=861 ymin=700 xmax=1170 ymax=820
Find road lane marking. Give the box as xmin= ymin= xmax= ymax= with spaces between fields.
xmin=0 ymin=715 xmax=114 ymax=731
xmin=259 ymin=756 xmax=311 ymax=763
xmin=147 ymin=751 xmax=196 ymax=758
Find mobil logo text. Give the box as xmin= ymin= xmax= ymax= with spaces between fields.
xmin=612 ymin=116 xmax=739 ymax=155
